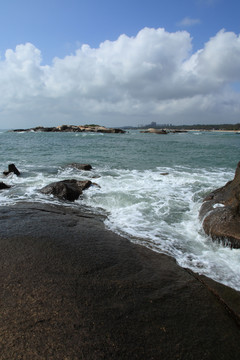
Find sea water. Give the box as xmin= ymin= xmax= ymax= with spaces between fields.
xmin=0 ymin=129 xmax=240 ymax=290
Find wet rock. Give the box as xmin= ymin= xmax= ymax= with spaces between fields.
xmin=40 ymin=179 xmax=92 ymax=201
xmin=0 ymin=182 xmax=11 ymax=189
xmin=3 ymin=163 xmax=21 ymax=176
xmin=199 ymin=161 xmax=240 ymax=248
xmin=69 ymin=163 xmax=92 ymax=171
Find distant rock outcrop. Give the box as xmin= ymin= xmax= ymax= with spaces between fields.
xmin=11 ymin=125 xmax=126 ymax=134
xmin=3 ymin=164 xmax=21 ymax=176
xmin=140 ymin=128 xmax=187 ymax=134
xmin=199 ymin=161 xmax=240 ymax=248
xmin=140 ymin=128 xmax=168 ymax=134
xmin=40 ymin=179 xmax=93 ymax=201
xmin=68 ymin=163 xmax=92 ymax=171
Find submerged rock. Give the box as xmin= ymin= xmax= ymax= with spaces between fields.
xmin=140 ymin=128 xmax=168 ymax=134
xmin=68 ymin=163 xmax=92 ymax=171
xmin=40 ymin=179 xmax=93 ymax=201
xmin=0 ymin=182 xmax=11 ymax=190
xmin=199 ymin=161 xmax=240 ymax=248
xmin=3 ymin=163 xmax=21 ymax=176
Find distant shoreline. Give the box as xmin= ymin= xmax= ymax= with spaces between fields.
xmin=186 ymin=129 xmax=240 ymax=133
xmin=138 ymin=128 xmax=240 ymax=134
xmin=123 ymin=122 xmax=240 ymax=132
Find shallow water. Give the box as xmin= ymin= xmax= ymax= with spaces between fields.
xmin=0 ymin=129 xmax=240 ymax=290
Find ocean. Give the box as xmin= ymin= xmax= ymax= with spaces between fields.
xmin=0 ymin=128 xmax=240 ymax=290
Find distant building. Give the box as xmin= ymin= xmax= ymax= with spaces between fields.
xmin=150 ymin=121 xmax=157 ymax=128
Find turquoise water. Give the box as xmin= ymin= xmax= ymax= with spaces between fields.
xmin=0 ymin=129 xmax=240 ymax=290
xmin=1 ymin=130 xmax=239 ymax=170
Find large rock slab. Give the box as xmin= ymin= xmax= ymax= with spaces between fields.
xmin=0 ymin=202 xmax=240 ymax=359
xmin=199 ymin=161 xmax=240 ymax=248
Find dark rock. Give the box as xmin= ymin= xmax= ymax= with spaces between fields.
xmin=40 ymin=179 xmax=92 ymax=201
xmin=40 ymin=127 xmax=55 ymax=132
xmin=160 ymin=172 xmax=169 ymax=176
xmin=199 ymin=161 xmax=240 ymax=248
xmin=0 ymin=182 xmax=11 ymax=189
xmin=171 ymin=130 xmax=188 ymax=133
xmin=1 ymin=202 xmax=240 ymax=359
xmin=140 ymin=128 xmax=168 ymax=134
xmin=3 ymin=163 xmax=21 ymax=176
xmin=11 ymin=129 xmax=26 ymax=132
xmin=69 ymin=163 xmax=92 ymax=171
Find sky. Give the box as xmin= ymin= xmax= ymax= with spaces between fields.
xmin=0 ymin=0 xmax=240 ymax=128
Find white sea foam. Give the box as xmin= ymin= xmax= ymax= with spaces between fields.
xmin=80 ymin=166 xmax=240 ymax=290
xmin=213 ymin=203 xmax=225 ymax=208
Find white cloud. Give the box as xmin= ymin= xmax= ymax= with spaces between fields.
xmin=0 ymin=27 xmax=240 ymax=128
xmin=197 ymin=0 xmax=221 ymax=6
xmin=178 ymin=17 xmax=201 ymax=27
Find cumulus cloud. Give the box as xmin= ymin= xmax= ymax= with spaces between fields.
xmin=0 ymin=27 xmax=240 ymax=128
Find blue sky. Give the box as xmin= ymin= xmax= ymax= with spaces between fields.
xmin=0 ymin=0 xmax=240 ymax=128
xmin=1 ymin=0 xmax=239 ymax=64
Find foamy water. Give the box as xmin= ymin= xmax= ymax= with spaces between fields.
xmin=79 ymin=166 xmax=240 ymax=290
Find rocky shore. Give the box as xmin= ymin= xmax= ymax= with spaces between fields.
xmin=1 ymin=202 xmax=240 ymax=359
xmin=200 ymin=161 xmax=240 ymax=248
xmin=10 ymin=124 xmax=126 ymax=134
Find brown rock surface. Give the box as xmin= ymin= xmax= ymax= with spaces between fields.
xmin=40 ymin=179 xmax=92 ymax=201
xmin=69 ymin=163 xmax=92 ymax=171
xmin=0 ymin=202 xmax=240 ymax=359
xmin=199 ymin=161 xmax=240 ymax=248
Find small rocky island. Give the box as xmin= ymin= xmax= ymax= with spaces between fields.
xmin=140 ymin=128 xmax=187 ymax=134
xmin=10 ymin=124 xmax=126 ymax=134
